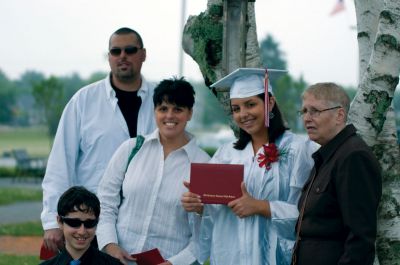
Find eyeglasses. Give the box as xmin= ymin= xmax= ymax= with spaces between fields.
xmin=297 ymin=106 xmax=342 ymax=118
xmin=60 ymin=216 xmax=98 ymax=229
xmin=109 ymin=46 xmax=142 ymax=56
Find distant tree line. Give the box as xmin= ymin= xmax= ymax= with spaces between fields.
xmin=1 ymin=35 xmax=390 ymax=140
xmin=0 ymin=70 xmax=107 ymax=138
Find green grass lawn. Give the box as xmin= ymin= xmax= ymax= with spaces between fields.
xmin=0 ymin=254 xmax=40 ymax=265
xmin=0 ymin=221 xmax=43 ymax=236
xmin=0 ymin=187 xmax=42 ymax=206
xmin=0 ymin=126 xmax=52 ymax=157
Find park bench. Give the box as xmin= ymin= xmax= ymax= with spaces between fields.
xmin=12 ymin=149 xmax=47 ymax=182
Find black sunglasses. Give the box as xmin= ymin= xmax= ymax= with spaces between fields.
xmin=60 ymin=216 xmax=99 ymax=229
xmin=109 ymin=46 xmax=141 ymax=56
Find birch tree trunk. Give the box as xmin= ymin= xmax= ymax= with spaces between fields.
xmin=349 ymin=0 xmax=400 ymax=264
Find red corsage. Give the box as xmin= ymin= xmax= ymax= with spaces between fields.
xmin=257 ymin=143 xmax=280 ymax=170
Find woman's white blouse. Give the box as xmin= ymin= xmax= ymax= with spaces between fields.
xmin=96 ymin=129 xmax=210 ymax=265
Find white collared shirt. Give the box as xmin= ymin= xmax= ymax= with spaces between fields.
xmin=97 ymin=129 xmax=210 ymax=265
xmin=41 ymin=74 xmax=156 ymax=230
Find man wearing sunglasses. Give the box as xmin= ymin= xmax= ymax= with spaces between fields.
xmin=40 ymin=186 xmax=122 ymax=265
xmin=41 ymin=27 xmax=156 ymax=253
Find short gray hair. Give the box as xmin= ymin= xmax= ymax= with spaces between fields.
xmin=303 ymin=82 xmax=350 ymax=115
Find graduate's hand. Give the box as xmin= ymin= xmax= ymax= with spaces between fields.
xmin=104 ymin=243 xmax=135 ymax=265
xmin=228 ymin=182 xmax=270 ymax=218
xmin=181 ymin=181 xmax=204 ymax=215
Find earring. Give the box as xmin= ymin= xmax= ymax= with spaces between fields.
xmin=269 ymin=112 xmax=275 ymax=119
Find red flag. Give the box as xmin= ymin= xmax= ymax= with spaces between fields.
xmin=330 ymin=0 xmax=345 ymax=16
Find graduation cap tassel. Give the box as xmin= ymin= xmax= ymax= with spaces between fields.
xmin=264 ymin=68 xmax=270 ymax=128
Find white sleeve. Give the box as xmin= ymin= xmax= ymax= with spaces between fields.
xmin=96 ymin=139 xmax=133 ymax=250
xmin=269 ymin=138 xmax=317 ymax=239
xmin=41 ymin=98 xmax=81 ymax=230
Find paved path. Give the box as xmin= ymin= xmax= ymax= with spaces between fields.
xmin=0 ymin=178 xmax=43 ymax=256
xmin=0 ymin=177 xmax=42 ymax=224
xmin=0 ymin=177 xmax=42 ymax=189
xmin=0 ymin=201 xmax=42 ymax=224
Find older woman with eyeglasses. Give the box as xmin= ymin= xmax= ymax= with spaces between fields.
xmin=291 ymin=83 xmax=381 ymax=265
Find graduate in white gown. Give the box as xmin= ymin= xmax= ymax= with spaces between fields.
xmin=181 ymin=68 xmax=317 ymax=265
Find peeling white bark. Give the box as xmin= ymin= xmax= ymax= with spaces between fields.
xmin=350 ymin=0 xmax=400 ymax=264
xmin=355 ymin=0 xmax=382 ymax=80
xmin=349 ymin=0 xmax=400 ymax=163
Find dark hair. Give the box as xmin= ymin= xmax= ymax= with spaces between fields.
xmin=153 ymin=77 xmax=195 ymax=109
xmin=233 ymin=93 xmax=288 ymax=150
xmin=57 ymin=186 xmax=100 ymax=218
xmin=109 ymin=27 xmax=144 ymax=48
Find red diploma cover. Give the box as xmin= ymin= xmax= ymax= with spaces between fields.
xmin=190 ymin=163 xmax=244 ymax=204
xmin=39 ymin=241 xmax=57 ymax=260
xmin=131 ymin=248 xmax=165 ymax=265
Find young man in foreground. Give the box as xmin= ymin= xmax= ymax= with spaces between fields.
xmin=41 ymin=186 xmax=122 ymax=265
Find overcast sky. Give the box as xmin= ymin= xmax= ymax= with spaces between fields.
xmin=0 ymin=0 xmax=358 ymax=86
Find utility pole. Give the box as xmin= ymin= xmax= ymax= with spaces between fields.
xmin=178 ymin=0 xmax=187 ymax=77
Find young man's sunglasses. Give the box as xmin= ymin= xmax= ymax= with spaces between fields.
xmin=60 ymin=216 xmax=99 ymax=229
xmin=109 ymin=46 xmax=142 ymax=56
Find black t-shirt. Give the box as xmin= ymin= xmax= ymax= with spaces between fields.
xmin=112 ymin=85 xmax=142 ymax=138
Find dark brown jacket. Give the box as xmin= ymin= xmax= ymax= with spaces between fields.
xmin=292 ymin=124 xmax=382 ymax=265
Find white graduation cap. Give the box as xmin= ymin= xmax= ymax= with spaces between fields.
xmin=210 ymin=68 xmax=287 ymax=99
xmin=210 ymin=68 xmax=287 ymax=127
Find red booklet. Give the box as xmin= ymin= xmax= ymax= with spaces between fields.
xmin=131 ymin=248 xmax=165 ymax=265
xmin=39 ymin=241 xmax=57 ymax=260
xmin=190 ymin=163 xmax=244 ymax=204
